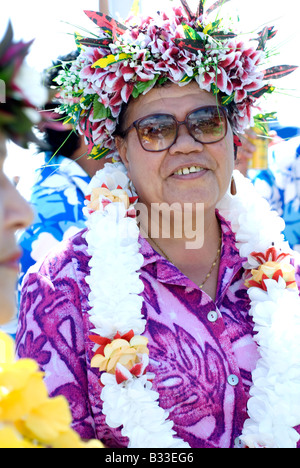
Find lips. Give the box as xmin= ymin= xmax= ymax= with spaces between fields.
xmin=169 ymin=159 xmax=212 ymax=177
xmin=169 ymin=162 xmax=211 ymax=179
xmin=0 ymin=250 xmax=22 ymax=272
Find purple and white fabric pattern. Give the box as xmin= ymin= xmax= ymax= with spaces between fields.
xmin=17 ymin=212 xmax=297 ymax=448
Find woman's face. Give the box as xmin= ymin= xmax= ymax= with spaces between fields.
xmin=0 ymin=133 xmax=33 ymax=325
xmin=116 ymin=82 xmax=234 ymax=213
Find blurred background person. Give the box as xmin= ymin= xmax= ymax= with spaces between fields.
xmin=252 ymin=131 xmax=300 ymax=253
xmin=1 ymin=51 xmax=113 ymax=336
xmin=0 ymin=24 xmax=37 ymax=325
xmin=236 ymin=121 xmax=300 ymax=253
xmin=17 ymin=51 xmax=109 ymax=290
xmin=0 ymin=20 xmax=47 ymax=328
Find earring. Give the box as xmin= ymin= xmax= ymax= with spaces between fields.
xmin=230 ymin=177 xmax=237 ymax=195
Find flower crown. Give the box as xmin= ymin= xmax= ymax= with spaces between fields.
xmin=55 ymin=0 xmax=297 ymax=160
xmin=0 ymin=22 xmax=48 ymax=148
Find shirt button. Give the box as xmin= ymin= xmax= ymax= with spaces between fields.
xmin=227 ymin=374 xmax=239 ymax=386
xmin=207 ymin=311 xmax=218 ymax=322
xmin=234 ymin=437 xmax=246 ymax=448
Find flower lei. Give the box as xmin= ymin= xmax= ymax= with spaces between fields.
xmin=85 ymin=162 xmax=300 ymax=449
xmin=0 ymin=331 xmax=103 ymax=448
xmin=55 ymin=1 xmax=297 ymax=160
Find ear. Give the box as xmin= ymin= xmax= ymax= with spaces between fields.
xmin=115 ymin=136 xmax=129 ymax=170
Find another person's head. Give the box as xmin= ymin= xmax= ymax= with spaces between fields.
xmin=37 ymin=51 xmax=82 ymax=158
xmin=0 ymin=23 xmax=46 ymax=323
xmin=39 ymin=50 xmax=112 ymax=175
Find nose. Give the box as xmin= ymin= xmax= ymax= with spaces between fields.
xmin=168 ymin=122 xmax=204 ymax=155
xmin=4 ymin=176 xmax=34 ymax=233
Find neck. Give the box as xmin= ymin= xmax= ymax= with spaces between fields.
xmin=146 ymin=207 xmax=222 ymax=299
xmin=140 ymin=203 xmax=219 ymax=254
xmin=140 ymin=203 xmax=221 ymax=284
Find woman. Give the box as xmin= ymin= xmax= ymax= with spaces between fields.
xmin=0 ymin=22 xmax=102 ymax=449
xmin=16 ymin=2 xmax=300 ymax=448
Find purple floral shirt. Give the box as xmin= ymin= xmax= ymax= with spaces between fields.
xmin=16 ymin=214 xmax=300 ymax=448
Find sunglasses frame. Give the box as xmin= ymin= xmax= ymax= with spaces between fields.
xmin=121 ymin=105 xmax=229 ymax=152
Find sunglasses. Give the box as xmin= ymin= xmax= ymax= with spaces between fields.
xmin=121 ymin=106 xmax=228 ymax=152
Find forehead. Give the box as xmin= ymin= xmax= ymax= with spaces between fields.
xmin=126 ymin=82 xmax=218 ymax=122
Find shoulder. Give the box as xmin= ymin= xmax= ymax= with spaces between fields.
xmin=17 ymin=229 xmax=91 ymax=351
xmin=24 ymin=228 xmax=90 ymax=285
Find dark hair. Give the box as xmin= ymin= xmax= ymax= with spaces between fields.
xmin=36 ymin=51 xmax=81 ymax=158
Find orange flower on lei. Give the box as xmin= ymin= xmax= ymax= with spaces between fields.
xmin=245 ymin=247 xmax=297 ymax=291
xmin=90 ymin=330 xmax=149 ymax=384
xmin=85 ymin=184 xmax=138 ymax=214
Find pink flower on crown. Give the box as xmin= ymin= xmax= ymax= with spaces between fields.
xmin=197 ymin=64 xmax=233 ymax=95
xmin=234 ymin=96 xmax=257 ymax=132
xmin=57 ymin=5 xmax=288 ymax=156
xmin=80 ymin=47 xmax=109 ymax=82
xmin=155 ymin=45 xmax=194 ymax=82
xmin=80 ymin=116 xmax=116 ymax=151
xmin=223 ymin=40 xmax=264 ymax=103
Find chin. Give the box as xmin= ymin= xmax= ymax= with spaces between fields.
xmin=0 ymin=298 xmax=16 ymax=326
xmin=0 ymin=272 xmax=17 ymax=326
xmin=167 ymin=187 xmax=221 ymax=210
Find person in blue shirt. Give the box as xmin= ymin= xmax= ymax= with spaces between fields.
xmin=236 ymin=125 xmax=300 ymax=253
xmin=17 ymin=52 xmax=108 ymax=283
xmin=251 ymin=135 xmax=300 ymax=253
xmin=3 ymin=52 xmax=109 ymax=336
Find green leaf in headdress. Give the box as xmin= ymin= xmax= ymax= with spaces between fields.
xmin=132 ymin=77 xmax=158 ymax=99
xmin=93 ymin=96 xmax=110 ymax=120
xmin=221 ymin=93 xmax=235 ymax=106
xmin=89 ymin=145 xmax=111 ymax=160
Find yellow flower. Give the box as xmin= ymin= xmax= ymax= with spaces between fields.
xmin=0 ymin=332 xmax=15 ymax=364
xmin=0 ymin=331 xmax=103 ymax=448
xmin=0 ymin=369 xmax=48 ymax=422
xmin=15 ymin=396 xmax=72 ymax=445
xmin=52 ymin=430 xmax=103 ymax=449
xmin=245 ymin=261 xmax=297 ymax=291
xmin=0 ymin=426 xmax=40 ymax=448
xmin=91 ymin=335 xmax=149 ymax=375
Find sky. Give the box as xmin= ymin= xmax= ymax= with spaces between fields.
xmin=2 ymin=0 xmax=300 ymax=178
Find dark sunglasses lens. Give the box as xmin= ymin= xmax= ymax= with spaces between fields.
xmin=188 ymin=107 xmax=227 ymax=143
xmin=137 ymin=114 xmax=176 ymax=151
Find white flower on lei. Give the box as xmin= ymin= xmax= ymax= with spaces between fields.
xmin=100 ymin=373 xmax=189 ymax=448
xmin=218 ymin=171 xmax=300 ymax=449
xmin=85 ymin=164 xmax=300 ymax=449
